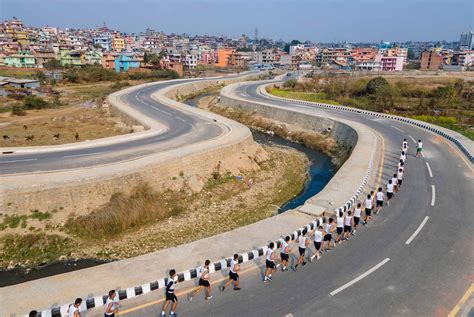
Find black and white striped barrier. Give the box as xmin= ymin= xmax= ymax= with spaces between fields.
xmin=261 ymin=89 xmax=473 ymax=163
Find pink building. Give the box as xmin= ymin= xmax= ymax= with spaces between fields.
xmin=380 ymin=56 xmax=404 ymax=71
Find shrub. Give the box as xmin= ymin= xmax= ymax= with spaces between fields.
xmin=11 ymin=104 xmax=26 ymax=116
xmin=22 ymin=96 xmax=50 ymax=110
xmin=366 ymin=76 xmax=390 ymax=95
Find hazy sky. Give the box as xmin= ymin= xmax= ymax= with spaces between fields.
xmin=1 ymin=0 xmax=473 ymax=42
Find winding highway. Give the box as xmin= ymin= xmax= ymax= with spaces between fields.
xmin=0 ymin=76 xmax=243 ymax=175
xmin=97 ymin=79 xmax=473 ymax=316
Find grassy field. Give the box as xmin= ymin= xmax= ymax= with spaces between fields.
xmin=270 ymin=88 xmax=341 ymax=105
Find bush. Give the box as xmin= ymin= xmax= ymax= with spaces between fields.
xmin=366 ymin=76 xmax=390 ymax=95
xmin=11 ymin=104 xmax=26 ymax=116
xmin=22 ymin=96 xmax=50 ymax=110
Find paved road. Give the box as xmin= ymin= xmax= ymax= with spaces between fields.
xmin=0 ymin=76 xmax=237 ymax=175
xmin=99 ymin=80 xmax=473 ymax=317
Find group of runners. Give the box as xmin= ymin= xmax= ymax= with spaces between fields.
xmin=34 ymin=138 xmax=423 ymax=317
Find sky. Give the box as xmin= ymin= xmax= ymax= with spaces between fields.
xmin=1 ymin=0 xmax=473 ymax=42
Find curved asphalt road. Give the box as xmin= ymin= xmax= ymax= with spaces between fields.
xmin=106 ymin=79 xmax=473 ymax=317
xmin=0 ymin=76 xmax=242 ymax=175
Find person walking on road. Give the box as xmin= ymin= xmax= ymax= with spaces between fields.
xmin=400 ymin=151 xmax=407 ymax=163
xmin=264 ymin=242 xmax=277 ymax=282
xmin=375 ymin=187 xmax=385 ymax=214
xmin=416 ymin=140 xmax=423 ymax=157
xmin=161 ymin=270 xmax=178 ymax=316
xmin=105 ymin=290 xmax=118 ymax=317
xmin=335 ymin=211 xmax=344 ymax=244
xmin=353 ymin=203 xmax=362 ymax=235
xmin=392 ymin=173 xmax=399 ymax=193
xmin=295 ymin=231 xmax=309 ymax=270
xmin=190 ymin=260 xmax=212 ymax=301
xmin=323 ymin=218 xmax=335 ymax=251
xmin=344 ymin=210 xmax=353 ymax=240
xmin=386 ymin=179 xmax=394 ymax=206
xmin=402 ymin=138 xmax=408 ymax=151
xmin=364 ymin=194 xmax=373 ymax=225
xmin=397 ymin=168 xmax=404 ymax=189
xmin=310 ymin=225 xmax=324 ymax=261
xmin=67 ymin=298 xmax=82 ymax=317
xmin=222 ymin=254 xmax=241 ymax=291
xmin=280 ymin=236 xmax=291 ymax=271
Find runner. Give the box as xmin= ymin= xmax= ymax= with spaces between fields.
xmin=335 ymin=211 xmax=344 ymax=244
xmin=398 ymin=161 xmax=405 ymax=173
xmin=375 ymin=187 xmax=385 ymax=214
xmin=363 ymin=194 xmax=373 ymax=225
xmin=386 ymin=179 xmax=394 ymax=206
xmin=294 ymin=231 xmax=309 ymax=270
xmin=416 ymin=139 xmax=423 ymax=157
xmin=310 ymin=225 xmax=323 ymax=261
xmin=353 ymin=203 xmax=362 ymax=235
xmin=222 ymin=254 xmax=241 ymax=291
xmin=402 ymin=138 xmax=408 ymax=151
xmin=161 ymin=271 xmax=178 ymax=316
xmin=264 ymin=242 xmax=277 ymax=282
xmin=397 ymin=168 xmax=404 ymax=188
xmin=104 ymin=290 xmax=118 ymax=317
xmin=323 ymin=218 xmax=335 ymax=251
xmin=280 ymin=236 xmax=291 ymax=271
xmin=189 ymin=259 xmax=212 ymax=301
xmin=343 ymin=210 xmax=353 ymax=240
xmin=400 ymin=151 xmax=407 ymax=163
xmin=67 ymin=298 xmax=82 ymax=317
xmin=392 ymin=173 xmax=399 ymax=193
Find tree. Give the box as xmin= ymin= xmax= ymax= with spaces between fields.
xmin=64 ymin=69 xmax=79 ymax=83
xmin=365 ymin=76 xmax=390 ymax=95
xmin=22 ymin=96 xmax=50 ymax=110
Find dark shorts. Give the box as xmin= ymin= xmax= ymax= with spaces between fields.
xmin=344 ymin=225 xmax=352 ymax=232
xmin=398 ymin=179 xmax=403 ymax=186
xmin=365 ymin=208 xmax=372 ymax=216
xmin=313 ymin=241 xmax=321 ymax=250
xmin=337 ymin=227 xmax=343 ymax=235
xmin=280 ymin=252 xmax=289 ymax=261
xmin=376 ymin=200 xmax=383 ymax=207
xmin=166 ymin=291 xmax=178 ymax=302
xmin=298 ymin=247 xmax=306 ymax=256
xmin=417 ymin=148 xmax=422 ymax=152
xmin=229 ymin=271 xmax=239 ymax=281
xmin=387 ymin=192 xmax=393 ymax=199
xmin=105 ymin=314 xmax=115 ymax=317
xmin=198 ymin=278 xmax=210 ymax=287
xmin=354 ymin=216 xmax=360 ymax=225
xmin=266 ymin=259 xmax=275 ymax=269
xmin=324 ymin=233 xmax=332 ymax=241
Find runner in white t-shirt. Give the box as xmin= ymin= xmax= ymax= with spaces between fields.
xmin=416 ymin=140 xmax=423 ymax=157
xmin=386 ymin=179 xmax=394 ymax=206
xmin=335 ymin=211 xmax=345 ymax=245
xmin=397 ymin=168 xmax=404 ymax=189
xmin=294 ymin=231 xmax=309 ymax=270
xmin=310 ymin=225 xmax=324 ymax=261
xmin=279 ymin=236 xmax=291 ymax=272
xmin=375 ymin=187 xmax=385 ymax=214
xmin=392 ymin=173 xmax=399 ymax=193
xmin=67 ymin=298 xmax=82 ymax=317
xmin=343 ymin=210 xmax=354 ymax=240
xmin=264 ymin=242 xmax=277 ymax=282
xmin=353 ymin=203 xmax=362 ymax=235
xmin=364 ymin=194 xmax=373 ymax=225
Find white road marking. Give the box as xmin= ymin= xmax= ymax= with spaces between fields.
xmin=391 ymin=125 xmax=405 ymax=133
xmin=151 ymin=106 xmax=172 ymax=116
xmin=63 ymin=151 xmax=108 ymax=158
xmin=431 ymin=185 xmax=436 ymax=206
xmin=405 ymin=216 xmax=429 ymax=245
xmin=408 ymin=135 xmax=417 ymax=144
xmin=0 ymin=158 xmax=37 ymax=164
xmin=176 ymin=117 xmax=186 ymax=122
xmin=426 ymin=162 xmax=433 ymax=178
xmin=329 ymin=258 xmax=391 ymax=296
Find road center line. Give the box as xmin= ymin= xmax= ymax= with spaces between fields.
xmin=408 ymin=135 xmax=417 ymax=144
xmin=0 ymin=158 xmax=37 ymax=164
xmin=176 ymin=117 xmax=186 ymax=122
xmin=151 ymin=105 xmax=172 ymax=116
xmin=329 ymin=258 xmax=391 ymax=296
xmin=426 ymin=162 xmax=433 ymax=178
xmin=63 ymin=151 xmax=108 ymax=158
xmin=405 ymin=216 xmax=429 ymax=245
xmin=431 ymin=185 xmax=436 ymax=206
xmin=391 ymin=125 xmax=405 ymax=133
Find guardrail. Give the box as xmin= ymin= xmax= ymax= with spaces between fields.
xmin=260 ymin=86 xmax=473 ymax=163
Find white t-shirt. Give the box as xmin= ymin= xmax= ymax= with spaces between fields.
xmin=417 ymin=142 xmax=423 ymax=149
xmin=365 ymin=199 xmax=373 ymax=209
xmin=354 ymin=208 xmax=362 ymax=217
xmin=266 ymin=248 xmax=274 ymax=261
xmin=105 ymin=297 xmax=116 ymax=316
xmin=400 ymin=154 xmax=406 ymax=162
xmin=344 ymin=216 xmax=352 ymax=226
xmin=230 ymin=259 xmax=238 ymax=273
xmin=298 ymin=235 xmax=307 ymax=248
xmin=387 ymin=183 xmax=394 ymax=193
xmin=397 ymin=171 xmax=403 ymax=180
xmin=281 ymin=240 xmax=288 ymax=254
xmin=68 ymin=305 xmax=79 ymax=317
xmin=403 ymin=141 xmax=408 ymax=148
xmin=313 ymin=230 xmax=323 ymax=242
xmin=325 ymin=223 xmax=332 ymax=234
xmin=336 ymin=216 xmax=344 ymax=228
xmin=392 ymin=177 xmax=398 ymax=185
xmin=376 ymin=191 xmax=384 ymax=201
